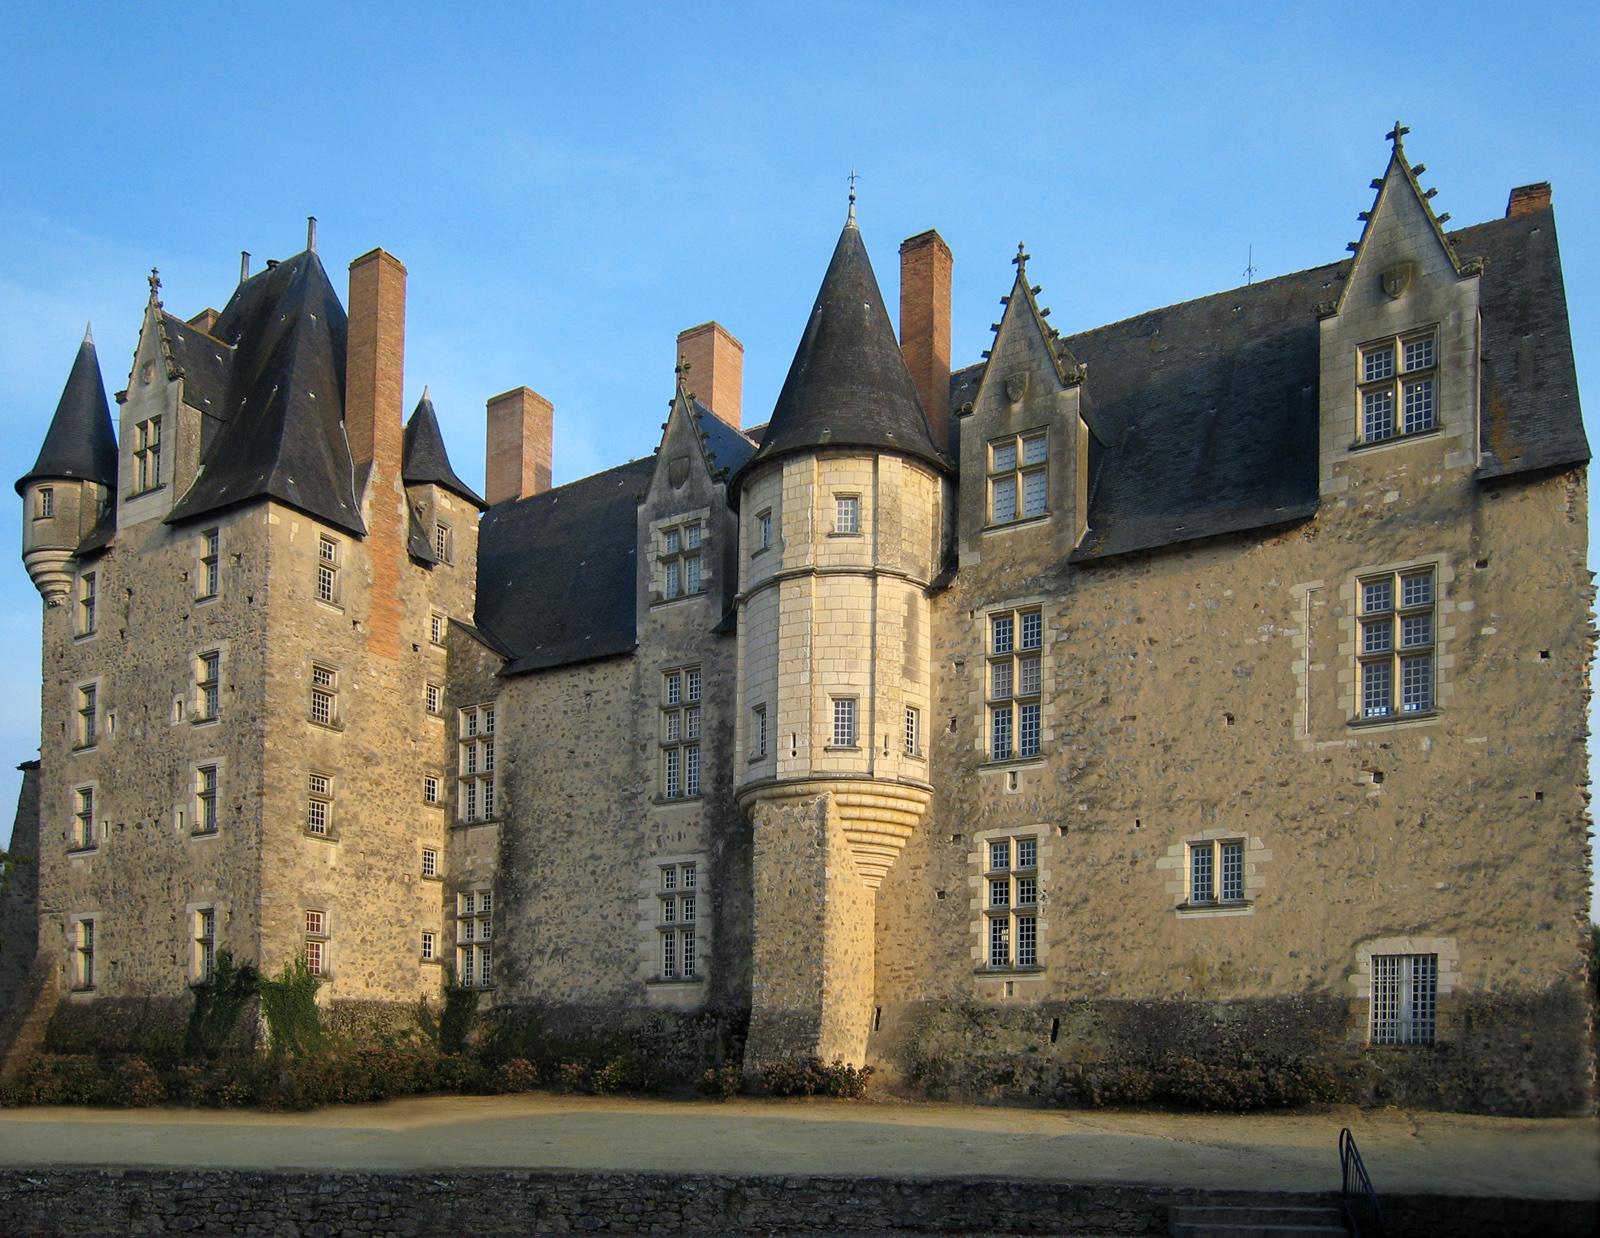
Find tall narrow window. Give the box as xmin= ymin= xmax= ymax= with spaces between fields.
xmin=904 ymin=706 xmax=920 ymax=756
xmin=307 ymin=773 xmax=332 ymax=836
xmin=661 ymin=669 xmax=701 ymax=797
xmin=77 ymin=684 xmax=98 ymax=747
xmin=195 ymin=765 xmax=219 ymax=834
xmin=1359 ymin=331 xmax=1437 ymax=444
xmin=1370 ymin=954 xmax=1438 ymax=1045
xmin=421 ymin=848 xmax=438 ymax=879
xmin=304 ymin=910 xmax=326 ymax=976
xmin=421 ymin=932 xmax=436 ymax=961
xmin=658 ymin=863 xmax=702 ymax=980
xmin=74 ymin=786 xmax=95 ymax=850
xmin=988 ymin=609 xmax=1043 ymax=760
xmin=196 ymin=908 xmax=216 ymax=982
xmin=424 ymin=775 xmax=440 ymax=805
xmin=458 ymin=704 xmax=496 ymax=821
xmin=200 ymin=529 xmax=220 ymax=598
xmin=317 ymin=536 xmax=339 ymax=604
xmin=752 ymin=705 xmax=768 ymax=759
xmin=435 ymin=521 xmax=452 ymax=564
xmin=134 ymin=417 xmax=162 ymax=491
xmin=1187 ymin=839 xmax=1247 ymax=906
xmin=988 ymin=433 xmax=1048 ymax=524
xmin=75 ymin=919 xmax=95 ymax=990
xmin=984 ymin=835 xmax=1041 ymax=969
xmin=426 ymin=682 xmax=443 ymax=715
xmin=757 ymin=509 xmax=772 ymax=552
xmin=1358 ymin=567 xmax=1436 ymax=718
xmin=430 ymin=612 xmax=446 ymax=645
xmin=832 ymin=697 xmax=858 ymax=747
xmin=36 ymin=486 xmax=53 ymax=518
xmin=457 ymin=890 xmax=493 ymax=986
xmin=310 ymin=664 xmax=338 ymax=726
xmin=197 ymin=652 xmax=220 ymax=721
xmin=78 ymin=572 xmax=96 ymax=636
xmin=834 ymin=495 xmax=860 ymax=534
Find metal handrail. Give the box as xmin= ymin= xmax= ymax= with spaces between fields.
xmin=1338 ymin=1127 xmax=1384 ymax=1237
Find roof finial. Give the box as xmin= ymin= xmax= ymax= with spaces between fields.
xmin=1386 ymin=120 xmax=1410 ymax=147
xmin=307 ymin=216 xmax=317 ymax=253
xmin=83 ymin=322 xmax=94 ymax=346
xmin=1013 ymin=242 xmax=1030 ymax=272
xmin=421 ymin=383 xmax=430 ymax=401
xmin=847 ymin=167 xmax=858 ymax=221
xmin=147 ymin=268 xmax=163 ymax=307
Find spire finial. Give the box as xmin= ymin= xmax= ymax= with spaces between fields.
xmin=307 ymin=216 xmax=317 ymax=252
xmin=421 ymin=383 xmax=430 ymax=401
xmin=147 ymin=268 xmax=163 ymax=307
xmin=83 ymin=322 xmax=93 ymax=346
xmin=1013 ymin=242 xmax=1030 ymax=272
xmin=1386 ymin=121 xmax=1410 ymax=147
xmin=847 ymin=167 xmax=858 ymax=221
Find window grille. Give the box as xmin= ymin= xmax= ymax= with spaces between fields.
xmin=1358 ymin=567 xmax=1435 ymax=718
xmin=201 ymin=529 xmax=220 ymax=598
xmin=834 ymin=495 xmax=860 ymax=534
xmin=134 ymin=417 xmax=162 ymax=492
xmin=1359 ymin=332 xmax=1437 ymax=443
xmin=1370 ymin=954 xmax=1438 ymax=1045
xmin=661 ymin=669 xmax=702 ymax=797
xmin=1187 ymin=839 xmax=1247 ymax=906
xmin=753 ymin=705 xmax=767 ymax=758
xmin=36 ymin=487 xmax=53 ymax=518
xmin=458 ymin=705 xmax=496 ymax=820
xmin=988 ymin=432 xmax=1048 ymax=523
xmin=832 ymin=697 xmax=858 ymax=747
xmin=79 ymin=572 xmax=96 ymax=635
xmin=904 ymin=706 xmax=920 ymax=756
xmin=196 ymin=908 xmax=215 ymax=982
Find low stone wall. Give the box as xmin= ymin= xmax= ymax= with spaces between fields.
xmin=0 ymin=1170 xmax=1592 ymax=1238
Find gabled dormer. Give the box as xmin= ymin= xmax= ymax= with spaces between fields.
xmin=1317 ymin=125 xmax=1483 ymax=497
xmin=957 ymin=245 xmax=1092 ymax=566
xmin=638 ymin=367 xmax=756 ymax=621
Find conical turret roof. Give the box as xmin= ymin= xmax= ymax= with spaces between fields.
xmin=736 ymin=213 xmax=948 ymax=485
xmin=15 ymin=329 xmax=118 ymax=496
xmin=404 ymin=388 xmax=486 ymax=508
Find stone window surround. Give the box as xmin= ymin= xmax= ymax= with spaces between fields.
xmin=639 ymin=853 xmax=707 ymax=988
xmin=305 ymin=769 xmax=336 ymax=841
xmin=1337 ymin=553 xmax=1456 ymax=729
xmin=659 ymin=667 xmax=702 ymax=801
xmin=977 ymin=597 xmax=1053 ymax=766
xmin=968 ymin=824 xmax=1052 ymax=985
xmin=315 ymin=533 xmax=342 ymax=608
xmin=184 ymin=898 xmax=226 ymax=984
xmin=457 ymin=703 xmax=497 ymax=823
xmin=434 ymin=519 xmax=453 ymax=565
xmin=1350 ymin=324 xmax=1440 ymax=450
xmin=1157 ymin=828 xmax=1271 ymax=917
xmin=189 ymin=757 xmax=225 ymax=838
xmin=75 ymin=567 xmax=98 ymax=639
xmin=68 ymin=779 xmax=100 ymax=853
xmin=192 ymin=643 xmax=228 ymax=726
xmin=985 ymin=426 xmax=1050 ymax=528
xmin=308 ymin=661 xmax=342 ymax=731
xmin=751 ymin=507 xmax=774 ymax=557
xmin=67 ymin=911 xmax=98 ymax=994
xmin=72 ymin=676 xmax=102 ymax=752
xmin=1348 ymin=936 xmax=1460 ymax=1045
xmin=830 ymin=492 xmax=862 ymax=537
xmin=455 ymin=886 xmax=493 ymax=988
xmin=197 ymin=526 xmax=222 ymax=603
xmin=650 ymin=508 xmax=710 ymax=606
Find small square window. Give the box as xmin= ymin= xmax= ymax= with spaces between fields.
xmin=305 ymin=909 xmax=325 ymax=937
xmin=990 ymin=839 xmax=1010 ymax=871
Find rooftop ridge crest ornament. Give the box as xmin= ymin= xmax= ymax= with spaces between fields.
xmin=847 ymin=167 xmax=858 ymax=222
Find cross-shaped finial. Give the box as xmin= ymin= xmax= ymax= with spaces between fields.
xmin=1013 ymin=242 xmax=1030 ymax=270
xmin=848 ymin=167 xmax=858 ymax=203
xmin=147 ymin=268 xmax=163 ymax=304
xmin=675 ymin=358 xmax=692 ymax=378
xmin=1386 ymin=121 xmax=1410 ymax=146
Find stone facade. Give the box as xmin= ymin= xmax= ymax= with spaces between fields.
xmin=1 ymin=133 xmax=1592 ymax=1115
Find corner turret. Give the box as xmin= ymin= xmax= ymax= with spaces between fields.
xmin=15 ymin=328 xmax=117 ymax=604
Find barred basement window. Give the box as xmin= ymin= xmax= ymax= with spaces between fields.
xmin=73 ymin=786 xmax=95 ymax=849
xmin=1358 ymin=567 xmax=1435 ymax=718
xmin=457 ymin=890 xmax=492 ymax=986
xmin=77 ymin=684 xmax=98 ymax=747
xmin=316 ymin=536 xmax=340 ymax=604
xmin=458 ymin=704 xmax=496 ymax=821
xmin=984 ymin=835 xmax=1040 ymax=969
xmin=989 ymin=609 xmax=1043 ymax=760
xmin=658 ymin=863 xmax=699 ymax=980
xmin=988 ymin=431 xmax=1048 ymax=524
xmin=1359 ymin=331 xmax=1437 ymax=444
xmin=832 ymin=697 xmax=858 ymax=747
xmin=1370 ymin=953 xmax=1438 ymax=1046
xmin=307 ymin=773 xmax=332 ymax=836
xmin=1187 ymin=839 xmax=1246 ymax=906
xmin=310 ymin=664 xmax=338 ymax=726
xmin=195 ymin=908 xmax=216 ymax=983
xmin=74 ymin=919 xmax=95 ymax=990
xmin=197 ymin=652 xmax=220 ymax=721
xmin=133 ymin=417 xmax=162 ymax=492
xmin=195 ymin=765 xmax=219 ymax=834
xmin=200 ymin=529 xmax=220 ymax=599
xmin=304 ymin=910 xmax=326 ymax=976
xmin=661 ymin=668 xmax=701 ymax=797
xmin=78 ymin=572 xmax=96 ymax=635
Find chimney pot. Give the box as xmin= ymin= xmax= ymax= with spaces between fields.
xmin=899 ymin=229 xmax=953 ymax=453
xmin=675 ymin=322 xmax=744 ymax=429
xmin=486 ymin=387 xmax=553 ymax=505
xmin=1506 ymin=182 xmax=1552 ymax=218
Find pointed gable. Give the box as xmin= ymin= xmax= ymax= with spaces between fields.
xmin=167 ymin=250 xmax=365 ymax=535
xmin=737 ymin=212 xmax=946 ymax=484
xmin=404 ymin=389 xmax=486 ymax=508
xmin=15 ymin=331 xmax=117 ymax=496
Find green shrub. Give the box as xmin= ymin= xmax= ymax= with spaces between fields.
xmin=3 ymin=1055 xmax=163 ymax=1107
xmin=258 ymin=953 xmax=324 ymax=1057
xmin=696 ymin=1063 xmax=745 ymax=1100
xmin=438 ymin=979 xmax=479 ymax=1054
xmin=593 ymin=1053 xmax=665 ymax=1095
xmin=492 ymin=1058 xmax=541 ymax=1093
xmin=762 ymin=1057 xmax=873 ymax=1098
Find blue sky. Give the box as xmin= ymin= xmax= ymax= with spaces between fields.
xmin=1 ymin=2 xmax=1595 ymax=911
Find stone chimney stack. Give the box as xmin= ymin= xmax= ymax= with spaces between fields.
xmin=898 ymin=230 xmax=952 ymax=453
xmin=485 ymin=387 xmax=553 ymax=506
xmin=675 ymin=322 xmax=744 ymax=430
xmin=1506 ymin=182 xmax=1552 ymax=218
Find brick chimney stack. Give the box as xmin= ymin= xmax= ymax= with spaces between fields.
xmin=485 ymin=387 xmax=553 ymax=506
xmin=346 ymin=247 xmax=408 ymax=660
xmin=675 ymin=322 xmax=744 ymax=429
xmin=1506 ymin=182 xmax=1552 ymax=218
xmin=898 ymin=230 xmax=952 ymax=453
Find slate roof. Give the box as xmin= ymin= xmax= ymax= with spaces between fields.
xmin=159 ymin=312 xmax=234 ymax=425
xmin=1066 ymin=209 xmax=1587 ymax=563
xmin=15 ymin=331 xmax=117 ymax=496
xmin=404 ymin=389 xmax=486 ymax=508
xmin=475 ymin=457 xmax=654 ymax=675
xmin=167 ymin=251 xmax=365 ymax=536
xmin=692 ymin=400 xmax=758 ymax=477
xmin=735 ymin=214 xmax=947 ymax=488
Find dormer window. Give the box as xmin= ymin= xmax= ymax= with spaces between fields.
xmin=659 ymin=521 xmax=704 ymax=600
xmin=1359 ymin=331 xmax=1437 ymax=444
xmin=133 ymin=417 xmax=162 ymax=493
xmin=989 ymin=433 xmax=1047 ymax=524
